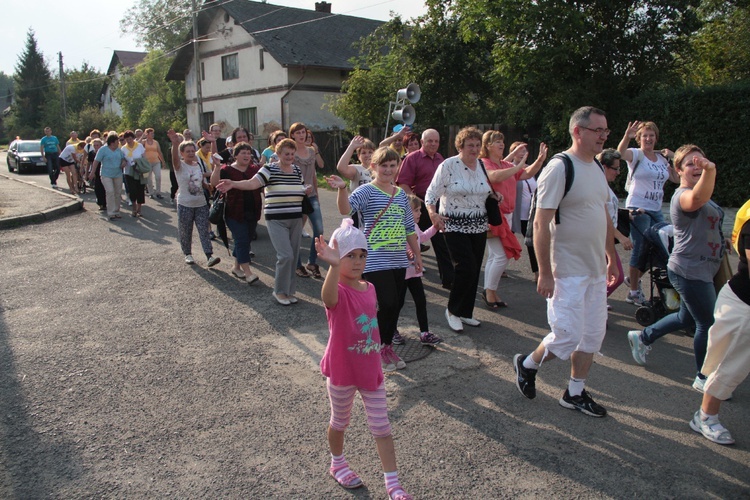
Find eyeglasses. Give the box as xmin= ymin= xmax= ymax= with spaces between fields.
xmin=580 ymin=126 xmax=611 ymax=136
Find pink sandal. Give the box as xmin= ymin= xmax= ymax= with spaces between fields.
xmin=330 ymin=465 xmax=363 ymax=489
xmin=388 ymin=486 xmax=413 ymax=500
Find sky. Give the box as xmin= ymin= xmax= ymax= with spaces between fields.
xmin=0 ymin=0 xmax=428 ymax=77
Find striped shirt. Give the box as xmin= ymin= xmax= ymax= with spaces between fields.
xmin=348 ymin=183 xmax=416 ymax=273
xmin=254 ymin=163 xmax=305 ymax=220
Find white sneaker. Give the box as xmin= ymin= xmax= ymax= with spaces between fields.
xmin=445 ymin=309 xmax=463 ymax=332
xmin=692 ymin=376 xmax=706 ymax=393
xmin=627 ymin=330 xmax=650 ymax=365
xmin=207 ymin=256 xmax=221 ymax=267
xmin=689 ymin=411 xmax=735 ymax=445
xmin=460 ymin=316 xmax=481 ymax=327
xmin=185 ymin=254 xmax=195 ymax=265
xmin=302 ymin=231 xmax=311 ymax=238
xmin=626 ymin=290 xmax=646 ymax=306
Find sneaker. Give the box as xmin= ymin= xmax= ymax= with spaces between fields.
xmin=690 ymin=411 xmax=735 ymax=445
xmin=445 ymin=309 xmax=463 ymax=332
xmin=387 ymin=345 xmax=406 ymax=369
xmin=513 ymin=354 xmax=537 ymax=399
xmin=625 ymin=290 xmax=646 ymax=305
xmin=51 ymin=183 xmax=58 ymax=189
xmin=381 ymin=346 xmax=397 ymax=373
xmin=559 ymin=389 xmax=607 ymax=417
xmin=207 ymin=256 xmax=221 ymax=267
xmin=392 ymin=330 xmax=405 ymax=345
xmin=624 ymin=277 xmax=642 ymax=291
xmin=184 ymin=254 xmax=195 ymax=265
xmin=692 ymin=375 xmax=706 ymax=393
xmin=302 ymin=230 xmax=311 ymax=238
xmin=460 ymin=316 xmax=481 ymax=327
xmin=420 ymin=331 xmax=443 ymax=346
xmin=627 ymin=330 xmax=651 ymax=365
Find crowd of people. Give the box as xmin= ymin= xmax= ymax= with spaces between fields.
xmin=36 ymin=109 xmax=749 ymax=497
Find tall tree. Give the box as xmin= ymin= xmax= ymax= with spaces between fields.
xmin=65 ymin=62 xmax=106 ymax=116
xmin=120 ymin=0 xmax=193 ymax=52
xmin=112 ymin=50 xmax=186 ymax=132
xmin=11 ymin=29 xmax=52 ymax=136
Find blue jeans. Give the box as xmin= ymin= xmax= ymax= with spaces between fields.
xmin=297 ymin=195 xmax=324 ymax=267
xmin=226 ymin=216 xmax=257 ymax=265
xmin=642 ymin=269 xmax=716 ymax=375
xmin=629 ymin=208 xmax=664 ymax=267
xmin=45 ymin=152 xmax=60 ymax=184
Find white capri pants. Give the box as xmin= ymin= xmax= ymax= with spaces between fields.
xmin=484 ymin=213 xmax=513 ymax=291
xmin=702 ymin=285 xmax=750 ymax=401
xmin=542 ymin=275 xmax=607 ymax=360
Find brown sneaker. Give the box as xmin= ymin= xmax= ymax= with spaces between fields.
xmin=306 ymin=263 xmax=322 ymax=279
xmin=296 ymin=266 xmax=310 ymax=278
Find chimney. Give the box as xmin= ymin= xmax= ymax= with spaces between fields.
xmin=315 ymin=2 xmax=331 ymax=13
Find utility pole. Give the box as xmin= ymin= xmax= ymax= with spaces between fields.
xmin=58 ymin=52 xmax=67 ymax=123
xmin=192 ymin=0 xmax=204 ymax=131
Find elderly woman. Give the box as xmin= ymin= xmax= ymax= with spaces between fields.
xmin=617 ymin=121 xmax=679 ymax=305
xmin=210 ymin=141 xmax=262 ymax=283
xmin=167 ymin=129 xmax=220 ymax=268
xmin=325 ymin=146 xmax=422 ymax=372
xmin=628 ymin=145 xmax=726 ymax=391
xmin=121 ymin=130 xmax=147 ymax=217
xmin=597 ymin=149 xmax=633 ymax=300
xmin=216 ymin=138 xmax=312 ymax=305
xmin=480 ymin=130 xmax=548 ymax=308
xmin=403 ymin=132 xmax=421 ymax=156
xmin=425 ymin=127 xmax=492 ymax=332
xmin=91 ymin=134 xmax=127 ymax=220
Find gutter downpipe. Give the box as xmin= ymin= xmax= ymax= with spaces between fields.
xmin=281 ymin=66 xmax=306 ymax=131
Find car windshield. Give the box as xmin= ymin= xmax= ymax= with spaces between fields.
xmin=18 ymin=142 xmax=42 ymax=153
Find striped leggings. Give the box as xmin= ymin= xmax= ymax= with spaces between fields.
xmin=327 ymin=379 xmax=391 ymax=438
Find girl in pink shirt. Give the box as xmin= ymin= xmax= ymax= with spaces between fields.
xmin=316 ymin=219 xmax=412 ymax=500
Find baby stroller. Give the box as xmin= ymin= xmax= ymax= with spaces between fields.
xmin=633 ymin=221 xmax=681 ymax=327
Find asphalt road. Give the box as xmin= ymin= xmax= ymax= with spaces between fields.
xmin=0 ymin=155 xmax=748 ymax=498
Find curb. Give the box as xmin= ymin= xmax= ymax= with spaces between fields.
xmin=0 ymin=173 xmax=84 ymax=229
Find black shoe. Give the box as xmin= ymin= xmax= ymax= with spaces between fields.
xmin=420 ymin=244 xmax=430 ymax=253
xmin=513 ymin=354 xmax=537 ymax=400
xmin=559 ymin=389 xmax=607 ymax=417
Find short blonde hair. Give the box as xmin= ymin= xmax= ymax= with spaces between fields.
xmin=480 ymin=130 xmax=504 ymax=158
xmin=673 ymin=144 xmax=704 ymax=171
xmin=455 ymin=127 xmax=483 ymax=151
xmin=636 ymin=122 xmax=659 ymax=145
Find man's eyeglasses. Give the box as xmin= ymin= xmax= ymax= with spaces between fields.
xmin=580 ymin=126 xmax=611 ymax=136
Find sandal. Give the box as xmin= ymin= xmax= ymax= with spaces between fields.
xmin=296 ymin=266 xmax=310 ymax=278
xmin=481 ymin=290 xmax=499 ymax=309
xmin=330 ymin=466 xmax=363 ymax=489
xmin=388 ymin=486 xmax=413 ymax=500
xmin=231 ymin=268 xmax=245 ymax=279
xmin=306 ymin=263 xmax=322 ymax=279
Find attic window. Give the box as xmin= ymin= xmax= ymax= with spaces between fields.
xmin=222 ymin=53 xmax=239 ymax=80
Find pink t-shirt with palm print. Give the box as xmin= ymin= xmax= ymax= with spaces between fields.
xmin=320 ymin=282 xmax=383 ymax=391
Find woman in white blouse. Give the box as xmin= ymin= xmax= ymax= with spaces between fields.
xmin=425 ymin=127 xmax=491 ymax=332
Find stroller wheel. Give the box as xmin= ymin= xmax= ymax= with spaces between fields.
xmin=636 ymin=306 xmax=656 ymax=327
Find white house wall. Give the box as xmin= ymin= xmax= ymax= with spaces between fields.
xmin=185 ymin=7 xmax=346 ymax=138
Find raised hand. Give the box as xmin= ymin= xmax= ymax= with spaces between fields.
xmin=325 ymin=175 xmax=347 ymax=189
xmin=166 ymin=129 xmax=180 ymax=145
xmin=537 ymin=142 xmax=549 ymax=162
xmin=315 ymin=236 xmax=340 ymax=267
xmin=625 ymin=121 xmax=641 ymax=139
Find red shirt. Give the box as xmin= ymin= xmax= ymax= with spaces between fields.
xmin=396 ymin=148 xmax=444 ymax=199
xmin=483 ymin=158 xmax=523 ymax=214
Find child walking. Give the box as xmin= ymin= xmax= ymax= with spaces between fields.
xmin=393 ymin=195 xmax=443 ymax=347
xmin=316 ymin=219 xmax=413 ymax=500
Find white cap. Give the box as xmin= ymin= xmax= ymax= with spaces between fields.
xmin=330 ymin=218 xmax=368 ymax=258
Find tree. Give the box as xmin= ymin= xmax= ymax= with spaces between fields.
xmin=683 ymin=0 xmax=750 ymax=84
xmin=65 ymin=62 xmax=106 ymax=116
xmin=112 ymin=50 xmax=186 ymax=133
xmin=120 ymin=0 xmax=193 ymax=52
xmin=10 ymin=29 xmax=53 ymax=137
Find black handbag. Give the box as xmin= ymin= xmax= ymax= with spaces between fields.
xmin=301 ymin=194 xmax=314 ymax=215
xmin=479 ymin=159 xmax=503 ymax=226
xmin=209 ymin=192 xmax=226 ymax=224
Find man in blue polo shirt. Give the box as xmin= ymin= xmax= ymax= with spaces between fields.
xmin=40 ymin=127 xmax=61 ymax=188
